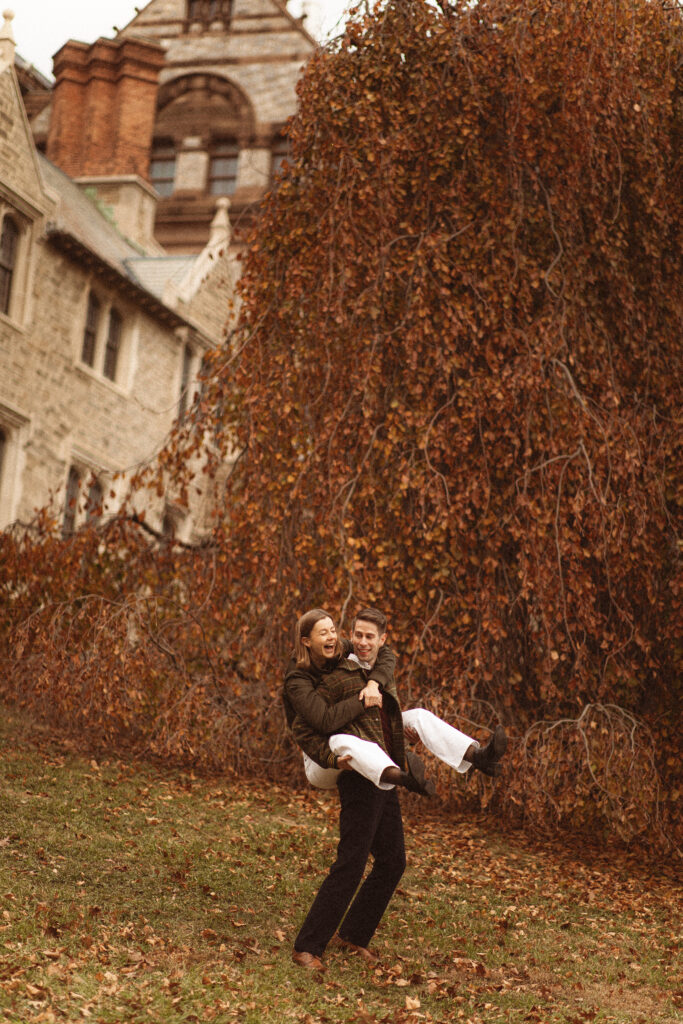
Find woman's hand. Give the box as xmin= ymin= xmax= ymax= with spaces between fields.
xmin=359 ymin=679 xmax=383 ymax=708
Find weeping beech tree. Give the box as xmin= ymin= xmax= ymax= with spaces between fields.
xmin=2 ymin=0 xmax=681 ymax=846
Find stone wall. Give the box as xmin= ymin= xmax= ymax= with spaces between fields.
xmin=1 ymin=234 xmax=192 ymax=528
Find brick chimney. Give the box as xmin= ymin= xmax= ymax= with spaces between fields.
xmin=46 ymin=36 xmax=166 ymax=252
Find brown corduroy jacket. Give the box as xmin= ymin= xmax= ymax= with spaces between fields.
xmin=283 ymin=644 xmax=405 ymax=771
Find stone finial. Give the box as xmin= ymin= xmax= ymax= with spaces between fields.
xmin=0 ymin=9 xmax=14 ymax=39
xmin=0 ymin=10 xmax=15 ymax=70
xmin=208 ymin=197 xmax=232 ymax=249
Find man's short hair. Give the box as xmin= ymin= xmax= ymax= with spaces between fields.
xmin=353 ymin=607 xmax=387 ymax=634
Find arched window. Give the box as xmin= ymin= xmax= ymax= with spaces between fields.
xmin=63 ymin=466 xmax=81 ymax=536
xmin=103 ymin=308 xmax=122 ymax=381
xmin=0 ymin=216 xmax=19 ymax=316
xmin=81 ymin=291 xmax=101 ymax=366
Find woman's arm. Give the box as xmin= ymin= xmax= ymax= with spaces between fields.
xmin=285 ymin=667 xmax=366 ymax=735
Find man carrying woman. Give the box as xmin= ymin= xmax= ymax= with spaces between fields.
xmin=283 ymin=606 xmax=507 ymax=970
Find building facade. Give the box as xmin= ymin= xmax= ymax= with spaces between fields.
xmin=0 ymin=13 xmax=239 ymax=539
xmin=28 ymin=0 xmax=315 ymax=253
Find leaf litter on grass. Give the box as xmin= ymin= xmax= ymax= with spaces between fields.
xmin=0 ymin=712 xmax=679 ymax=1023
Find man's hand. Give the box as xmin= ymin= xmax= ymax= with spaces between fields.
xmin=359 ymin=679 xmax=383 ymax=708
xmin=404 ymin=726 xmax=419 ymax=744
xmin=337 ymin=756 xmax=353 ymax=771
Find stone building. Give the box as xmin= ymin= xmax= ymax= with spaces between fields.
xmin=28 ymin=0 xmax=316 ymax=252
xmin=0 ymin=13 xmax=239 ymax=539
xmin=2 ymin=0 xmax=315 ymax=535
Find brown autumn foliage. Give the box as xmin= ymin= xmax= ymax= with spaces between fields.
xmin=1 ymin=0 xmax=681 ymax=848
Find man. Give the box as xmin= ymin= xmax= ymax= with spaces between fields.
xmin=287 ymin=607 xmax=410 ymax=970
xmin=285 ymin=606 xmax=507 ymax=970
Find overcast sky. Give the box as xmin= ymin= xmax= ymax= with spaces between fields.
xmin=8 ymin=0 xmax=351 ymax=80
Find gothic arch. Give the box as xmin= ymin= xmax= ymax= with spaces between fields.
xmin=155 ymin=73 xmax=255 ymax=147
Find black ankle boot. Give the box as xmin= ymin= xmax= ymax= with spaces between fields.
xmin=470 ymin=725 xmax=507 ymax=777
xmin=399 ymin=751 xmax=436 ymax=796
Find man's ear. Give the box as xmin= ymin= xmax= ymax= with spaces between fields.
xmin=379 ymin=633 xmax=387 ymax=647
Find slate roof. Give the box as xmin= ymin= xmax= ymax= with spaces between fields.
xmin=38 ymin=153 xmax=198 ymax=329
xmin=39 ymin=154 xmax=147 ymax=272
xmin=125 ymin=255 xmax=195 ymax=302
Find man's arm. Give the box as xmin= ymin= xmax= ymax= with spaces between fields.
xmin=367 ymin=646 xmax=397 ymax=693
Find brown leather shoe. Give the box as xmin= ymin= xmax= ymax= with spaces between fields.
xmin=292 ymin=950 xmax=325 ymax=971
xmin=335 ymin=935 xmax=379 ymax=962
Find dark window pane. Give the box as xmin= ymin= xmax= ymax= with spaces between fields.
xmin=209 ymin=141 xmax=238 ymax=195
xmin=150 ymin=142 xmax=176 ymax=198
xmin=81 ymin=292 xmax=100 ymax=366
xmin=103 ymin=308 xmax=122 ymax=381
xmin=178 ymin=343 xmax=193 ymax=420
xmin=86 ymin=478 xmax=103 ymax=522
xmin=63 ymin=466 xmax=81 ymax=536
xmin=0 ymin=216 xmax=19 ymax=316
xmin=151 ymin=159 xmax=176 ymax=177
xmin=211 ymin=157 xmax=238 ymax=176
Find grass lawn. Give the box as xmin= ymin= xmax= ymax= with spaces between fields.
xmin=0 ymin=709 xmax=679 ymax=1024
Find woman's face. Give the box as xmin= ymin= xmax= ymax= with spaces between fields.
xmin=303 ymin=616 xmax=338 ymax=664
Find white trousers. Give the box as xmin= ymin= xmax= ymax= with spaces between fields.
xmin=302 ymin=708 xmax=475 ymax=790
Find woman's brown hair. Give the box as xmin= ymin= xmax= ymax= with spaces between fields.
xmin=294 ymin=608 xmax=343 ymax=668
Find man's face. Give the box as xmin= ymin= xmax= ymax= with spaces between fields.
xmin=352 ymin=619 xmax=386 ymax=667
xmin=303 ymin=616 xmax=338 ymax=664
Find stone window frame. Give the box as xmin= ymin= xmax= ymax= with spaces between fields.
xmin=0 ymin=402 xmax=30 ymax=530
xmin=61 ymin=460 xmax=107 ymax=537
xmin=0 ymin=199 xmax=35 ymax=328
xmin=176 ymin=334 xmax=206 ymax=425
xmin=76 ymin=283 xmax=132 ymax=391
xmin=177 ymin=342 xmax=195 ymax=421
